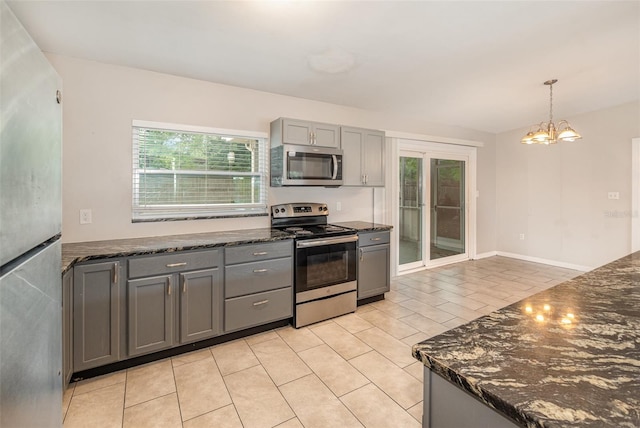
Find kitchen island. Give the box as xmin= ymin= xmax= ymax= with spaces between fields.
xmin=413 ymin=251 xmax=640 ymax=428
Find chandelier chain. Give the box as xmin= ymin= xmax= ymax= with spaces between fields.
xmin=549 ymin=82 xmax=553 ymax=124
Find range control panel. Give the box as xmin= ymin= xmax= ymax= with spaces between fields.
xmin=271 ymin=203 xmax=329 ymax=218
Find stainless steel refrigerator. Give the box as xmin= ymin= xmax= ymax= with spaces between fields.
xmin=0 ymin=1 xmax=63 ymax=426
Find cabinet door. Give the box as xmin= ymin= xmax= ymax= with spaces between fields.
xmin=358 ymin=244 xmax=391 ymax=299
xmin=179 ymin=268 xmax=222 ymax=344
xmin=363 ymin=130 xmax=385 ymax=186
xmin=127 ymin=275 xmax=173 ymax=357
xmin=282 ymin=118 xmax=313 ymax=145
xmin=73 ymin=261 xmax=120 ymax=371
xmin=62 ymin=270 xmax=73 ymax=386
xmin=312 ymin=123 xmax=340 ymax=147
xmin=341 ymin=127 xmax=364 ymax=185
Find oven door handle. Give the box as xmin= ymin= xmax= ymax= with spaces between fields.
xmin=296 ymin=235 xmax=358 ymax=248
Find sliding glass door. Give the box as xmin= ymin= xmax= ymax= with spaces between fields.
xmin=399 ymin=151 xmax=468 ymax=271
xmin=430 ymin=159 xmax=465 ymax=260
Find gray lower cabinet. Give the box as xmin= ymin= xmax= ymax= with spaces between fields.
xmin=357 ymin=231 xmax=391 ymax=300
xmin=179 ymin=269 xmax=222 ymax=343
xmin=224 ymin=241 xmax=293 ymax=333
xmin=73 ymin=260 xmax=121 ymax=372
xmin=62 ymin=269 xmax=73 ymax=387
xmin=127 ymin=274 xmax=173 ymax=357
xmin=127 ymin=249 xmax=222 ymax=357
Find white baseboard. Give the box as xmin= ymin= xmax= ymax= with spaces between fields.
xmin=496 ymin=251 xmax=593 ymax=272
xmin=474 ymin=251 xmax=497 ymax=260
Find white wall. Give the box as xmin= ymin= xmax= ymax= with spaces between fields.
xmin=49 ymin=54 xmax=495 ymax=244
xmin=496 ymin=101 xmax=640 ymax=270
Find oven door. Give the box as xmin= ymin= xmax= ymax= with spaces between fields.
xmin=295 ymin=235 xmax=357 ymax=295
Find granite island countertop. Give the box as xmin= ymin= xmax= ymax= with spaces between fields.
xmin=413 ymin=251 xmax=640 ymax=428
xmin=332 ymin=221 xmax=393 ymax=232
xmin=61 ymin=228 xmax=292 ymax=274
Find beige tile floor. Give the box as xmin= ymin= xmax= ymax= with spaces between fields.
xmin=62 ymin=256 xmax=580 ymax=428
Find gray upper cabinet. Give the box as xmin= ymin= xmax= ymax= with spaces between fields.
xmin=271 ymin=118 xmax=340 ymax=148
xmin=357 ymin=231 xmax=391 ymax=300
xmin=341 ymin=127 xmax=385 ymax=186
xmin=73 ymin=260 xmax=121 ymax=372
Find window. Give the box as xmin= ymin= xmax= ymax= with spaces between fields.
xmin=132 ymin=120 xmax=268 ymax=221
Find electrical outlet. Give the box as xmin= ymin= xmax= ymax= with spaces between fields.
xmin=79 ymin=209 xmax=92 ymax=224
xmin=336 ymin=202 xmax=342 ymax=211
xmin=519 ymin=233 xmax=525 ymax=240
xmin=607 ymin=192 xmax=620 ymax=200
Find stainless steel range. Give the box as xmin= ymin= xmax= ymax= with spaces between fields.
xmin=271 ymin=203 xmax=358 ymax=328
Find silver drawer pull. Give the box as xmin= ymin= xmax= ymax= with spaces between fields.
xmin=370 ymin=237 xmax=381 ymax=241
xmin=253 ymin=268 xmax=269 ymax=273
xmin=253 ymin=251 xmax=268 ymax=256
xmin=166 ymin=262 xmax=187 ymax=268
xmin=253 ymin=299 xmax=269 ymax=306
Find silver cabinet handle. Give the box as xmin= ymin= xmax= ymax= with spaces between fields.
xmin=360 ymin=248 xmax=364 ymax=262
xmin=370 ymin=237 xmax=381 ymax=241
xmin=253 ymin=251 xmax=268 ymax=256
xmin=182 ymin=277 xmax=187 ymax=293
xmin=166 ymin=262 xmax=187 ymax=268
xmin=253 ymin=269 xmax=269 ymax=273
xmin=167 ymin=276 xmax=172 ymax=296
xmin=253 ymin=300 xmax=269 ymax=306
xmin=112 ymin=262 xmax=119 ymax=285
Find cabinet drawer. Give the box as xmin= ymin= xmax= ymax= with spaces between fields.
xmin=225 ymin=240 xmax=292 ymax=265
xmin=359 ymin=231 xmax=390 ymax=247
xmin=224 ymin=287 xmax=292 ymax=332
xmin=225 ymin=257 xmax=292 ymax=298
xmin=128 ymin=249 xmax=220 ymax=279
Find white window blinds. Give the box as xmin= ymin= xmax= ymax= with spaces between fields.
xmin=132 ymin=121 xmax=268 ymax=221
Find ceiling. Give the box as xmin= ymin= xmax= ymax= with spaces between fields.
xmin=7 ymin=1 xmax=640 ymax=134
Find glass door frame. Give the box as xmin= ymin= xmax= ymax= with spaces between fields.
xmin=394 ymin=139 xmax=477 ymax=274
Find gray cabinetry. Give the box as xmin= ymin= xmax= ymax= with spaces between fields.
xmin=73 ymin=260 xmax=121 ymax=372
xmin=224 ymin=241 xmax=293 ymax=332
xmin=271 ymin=118 xmax=340 ymax=148
xmin=341 ymin=127 xmax=385 ymax=186
xmin=126 ymin=249 xmax=221 ymax=357
xmin=62 ymin=269 xmax=73 ymax=387
xmin=179 ymin=269 xmax=222 ymax=343
xmin=127 ymin=275 xmax=173 ymax=357
xmin=357 ymin=231 xmax=391 ymax=300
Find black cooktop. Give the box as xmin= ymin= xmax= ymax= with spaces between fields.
xmin=278 ymin=224 xmax=356 ymax=239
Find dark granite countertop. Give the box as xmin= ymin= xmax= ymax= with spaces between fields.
xmin=332 ymin=221 xmax=393 ymax=232
xmin=413 ymin=251 xmax=640 ymax=428
xmin=61 ymin=228 xmax=292 ymax=274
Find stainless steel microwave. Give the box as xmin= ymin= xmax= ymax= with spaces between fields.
xmin=271 ymin=144 xmax=343 ymax=186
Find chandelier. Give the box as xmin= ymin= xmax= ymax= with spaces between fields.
xmin=521 ymin=79 xmax=582 ymax=145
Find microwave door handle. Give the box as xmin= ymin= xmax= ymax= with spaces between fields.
xmin=332 ymin=155 xmax=338 ymax=179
